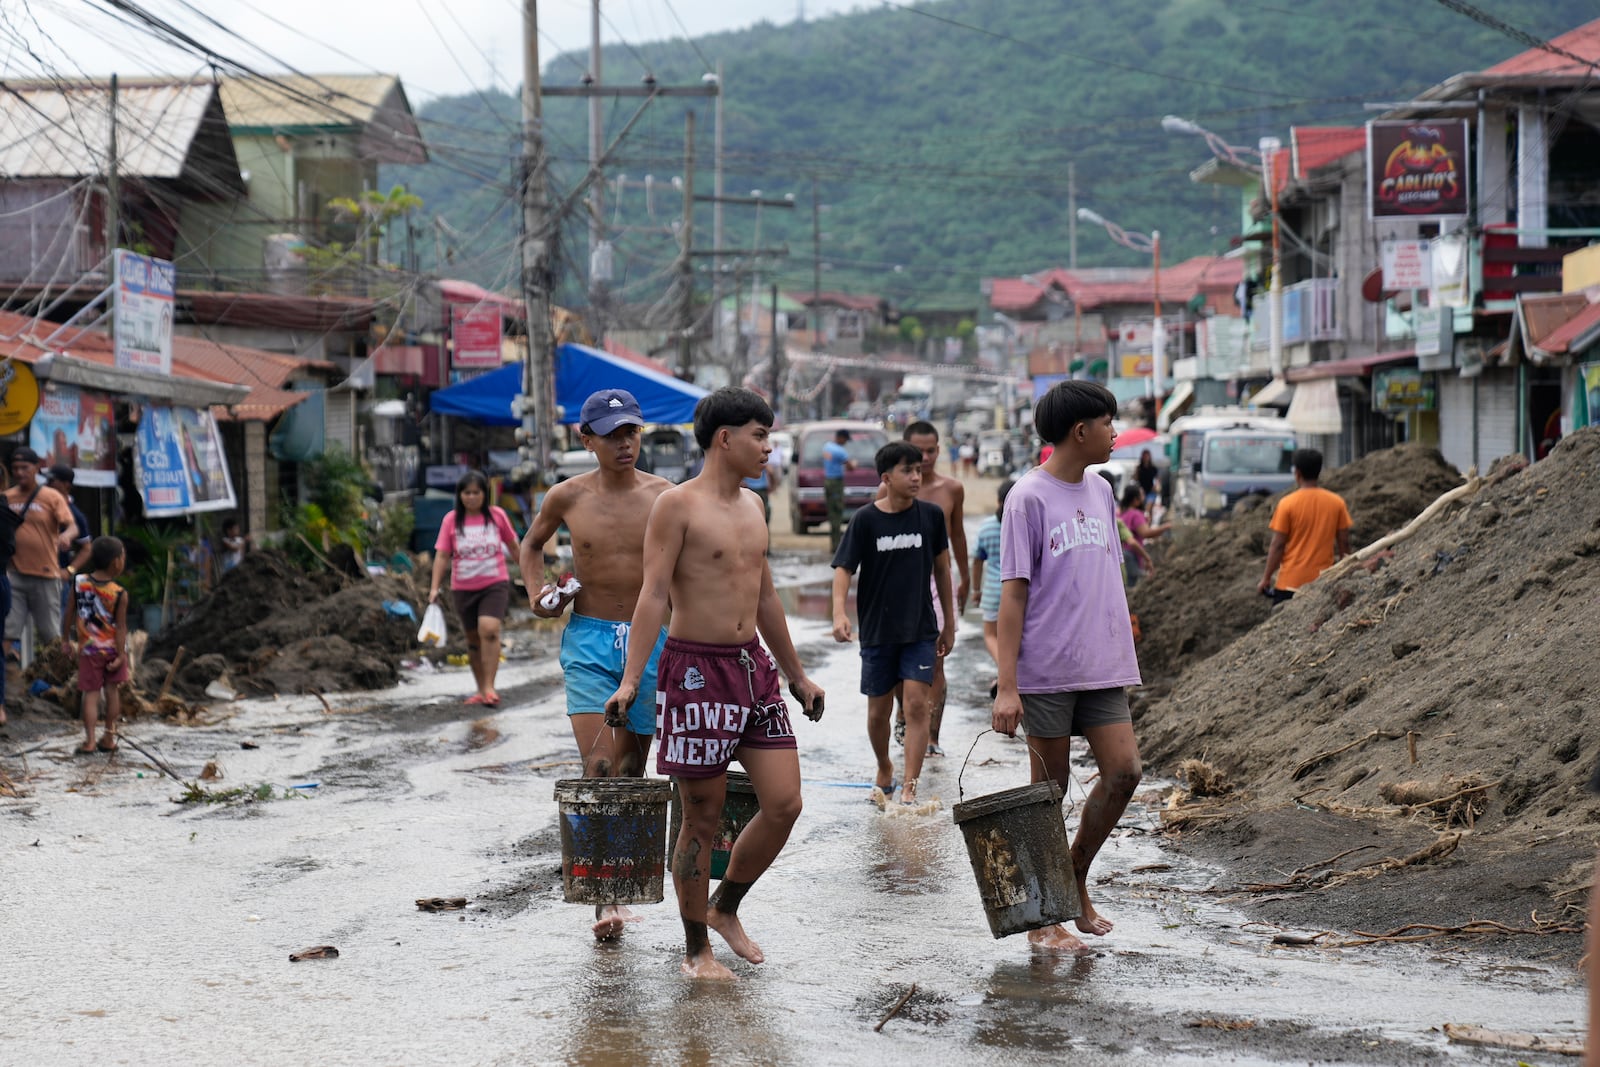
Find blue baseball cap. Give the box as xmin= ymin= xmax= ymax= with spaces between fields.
xmin=579 ymin=389 xmax=645 ymax=435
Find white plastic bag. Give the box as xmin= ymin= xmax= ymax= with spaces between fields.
xmin=417 ymin=603 xmax=448 ymax=648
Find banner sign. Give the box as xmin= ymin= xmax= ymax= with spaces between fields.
xmin=29 ymin=385 xmax=117 ymax=487
xmin=113 ymin=249 xmax=175 ymax=375
xmin=135 ymin=404 xmax=236 ymax=516
xmin=0 ymin=359 xmax=40 ymax=435
xmin=1367 ymin=120 xmax=1469 ymax=221
xmin=1381 ymin=240 xmax=1434 ymax=290
xmin=1582 ymin=363 xmax=1600 ymax=429
xmin=451 ymin=304 xmax=503 ymax=368
xmin=1373 ymin=367 xmax=1436 ymax=413
xmin=1118 ymin=353 xmax=1152 ymax=378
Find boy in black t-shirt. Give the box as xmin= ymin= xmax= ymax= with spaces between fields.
xmin=831 ymin=441 xmax=955 ymax=805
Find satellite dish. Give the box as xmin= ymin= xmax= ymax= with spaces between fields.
xmin=1361 ymin=268 xmax=1397 ymax=304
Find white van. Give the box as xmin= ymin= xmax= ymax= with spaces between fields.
xmin=1168 ymin=410 xmax=1299 ymax=519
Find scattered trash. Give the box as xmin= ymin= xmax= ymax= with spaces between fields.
xmin=288 ymin=945 xmax=339 ymax=962
xmin=415 ymin=897 xmax=469 ymax=912
xmin=1441 ymin=1023 xmax=1581 ymax=1056
xmin=246 ymin=914 xmax=260 ymax=922
xmin=1187 ymin=1018 xmax=1257 ymax=1031
xmin=199 ymin=761 xmax=224 ymax=781
xmin=205 ymin=676 xmax=238 ymax=702
xmin=383 ymin=600 xmax=416 ymax=621
xmin=291 ymin=782 xmax=320 ymax=790
xmin=28 ymin=679 xmax=49 ymax=696
xmin=538 ymin=574 xmax=581 ymax=611
xmin=417 ymin=603 xmax=448 ymax=648
xmin=240 ymin=741 xmax=260 ymax=750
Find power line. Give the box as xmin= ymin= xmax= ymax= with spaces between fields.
xmin=1428 ymin=0 xmax=1600 ymax=72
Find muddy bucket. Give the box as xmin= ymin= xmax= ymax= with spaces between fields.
xmin=667 ymin=770 xmax=761 ymax=880
xmin=554 ymin=778 xmax=671 ymax=905
xmin=951 ymin=780 xmax=1081 ymax=938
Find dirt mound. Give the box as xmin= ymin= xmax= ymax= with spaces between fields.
xmin=1130 ymin=443 xmax=1465 ymax=684
xmin=1140 ymin=427 xmax=1600 ymax=896
xmin=148 ymin=550 xmax=341 ymax=662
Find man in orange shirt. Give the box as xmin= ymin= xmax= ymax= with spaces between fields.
xmin=1257 ymin=448 xmax=1350 ymax=605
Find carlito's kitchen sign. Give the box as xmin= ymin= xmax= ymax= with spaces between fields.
xmin=1367 ymin=120 xmax=1469 ymax=222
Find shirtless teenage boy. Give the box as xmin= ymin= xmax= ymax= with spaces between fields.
xmin=519 ymin=389 xmax=672 ymax=940
xmin=881 ymin=421 xmax=969 ymax=756
xmin=605 ymin=387 xmax=825 ymax=980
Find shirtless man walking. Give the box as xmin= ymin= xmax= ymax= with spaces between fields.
xmin=605 ymin=387 xmax=826 ymax=980
xmin=520 ymin=389 xmax=671 ymax=940
xmin=884 ymin=421 xmax=969 ymax=756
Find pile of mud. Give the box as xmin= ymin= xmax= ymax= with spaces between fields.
xmin=1140 ymin=427 xmax=1600 ymax=901
xmin=1130 ymin=443 xmax=1465 ymax=686
xmin=145 ymin=550 xmax=436 ymax=700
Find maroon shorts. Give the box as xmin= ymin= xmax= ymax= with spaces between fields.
xmin=655 ymin=635 xmax=797 ymax=779
xmin=78 ymin=646 xmax=129 ymax=693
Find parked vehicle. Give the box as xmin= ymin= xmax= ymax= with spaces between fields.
xmin=639 ymin=427 xmax=695 ymax=483
xmin=789 ymin=420 xmax=888 ymax=534
xmin=1088 ymin=435 xmax=1170 ymax=500
xmin=1168 ymin=411 xmax=1298 ymax=519
xmin=977 ymin=430 xmax=1015 ymax=477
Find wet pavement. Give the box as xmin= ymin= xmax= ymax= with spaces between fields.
xmin=2 ymin=553 xmax=1586 ymax=1065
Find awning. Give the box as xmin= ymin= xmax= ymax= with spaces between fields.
xmin=1286 ymin=377 xmax=1342 ymax=434
xmin=1285 ymin=350 xmax=1415 ymax=382
xmin=34 ymin=353 xmax=248 ymax=407
xmin=428 ymin=343 xmax=709 ymax=426
xmin=1246 ymin=377 xmax=1295 ymax=407
xmin=1156 ymin=379 xmax=1195 ymax=431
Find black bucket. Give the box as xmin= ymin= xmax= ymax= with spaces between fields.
xmin=666 ymin=770 xmax=761 ymax=880
xmin=554 ymin=778 xmax=671 ymax=905
xmin=951 ymin=780 xmax=1081 ymax=938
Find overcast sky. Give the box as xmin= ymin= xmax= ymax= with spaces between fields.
xmin=11 ymin=0 xmax=870 ymax=101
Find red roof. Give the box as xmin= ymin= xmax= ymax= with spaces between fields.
xmin=1484 ymin=17 xmax=1600 ymax=77
xmin=438 ymin=278 xmax=524 ymax=316
xmin=794 ymin=291 xmax=881 ymax=312
xmin=1537 ymin=301 xmax=1600 ymax=354
xmin=1291 ymin=127 xmax=1365 ymax=179
xmin=0 ymin=309 xmax=309 ymax=421
xmin=989 ymin=258 xmax=1244 ymax=315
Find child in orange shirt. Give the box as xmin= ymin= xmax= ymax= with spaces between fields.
xmin=63 ymin=536 xmax=128 ymax=755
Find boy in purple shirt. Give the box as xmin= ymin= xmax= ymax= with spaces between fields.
xmin=992 ymin=380 xmax=1143 ymax=955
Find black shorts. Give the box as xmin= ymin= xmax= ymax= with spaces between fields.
xmin=452 ymin=581 xmax=510 ymax=632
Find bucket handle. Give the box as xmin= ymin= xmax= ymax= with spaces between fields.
xmin=957 ymin=728 xmax=1051 ymax=803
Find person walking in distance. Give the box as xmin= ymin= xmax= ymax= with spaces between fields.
xmin=429 ymin=470 xmax=520 ymax=707
xmin=5 ymin=447 xmax=77 ymax=662
xmin=992 ymin=380 xmax=1143 ymax=955
xmin=822 ymin=428 xmax=854 ymax=552
xmin=520 ymin=389 xmax=672 ymax=941
xmin=605 ymin=387 xmax=825 ymax=980
xmin=63 ymin=536 xmax=128 ymax=755
xmin=830 ymin=441 xmax=955 ymax=806
xmin=1257 ymin=449 xmax=1351 ymax=605
xmin=885 ymin=420 xmax=968 ymax=756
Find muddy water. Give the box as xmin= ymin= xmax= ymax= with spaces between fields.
xmin=3 ymin=558 xmax=1585 ymax=1065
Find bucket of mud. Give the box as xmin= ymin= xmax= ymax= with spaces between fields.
xmin=666 ymin=770 xmax=760 ymax=880
xmin=554 ymin=778 xmax=672 ymax=905
xmin=951 ymin=780 xmax=1081 ymax=938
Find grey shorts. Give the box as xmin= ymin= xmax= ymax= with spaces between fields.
xmin=1020 ymin=687 xmax=1131 ymax=738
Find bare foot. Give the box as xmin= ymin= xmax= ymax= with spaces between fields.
xmin=707 ymin=908 xmax=765 ymax=964
xmin=1028 ymin=924 xmax=1093 ymax=956
xmin=592 ymin=904 xmax=642 ymax=941
xmin=1073 ymin=901 xmax=1114 ymax=937
xmin=901 ymin=778 xmax=918 ymax=804
xmin=681 ymin=947 xmax=737 ymax=980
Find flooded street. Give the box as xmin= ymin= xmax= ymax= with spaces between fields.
xmin=3 ymin=555 xmax=1585 ymax=1066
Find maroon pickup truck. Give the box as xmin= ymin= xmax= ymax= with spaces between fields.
xmin=788 ymin=420 xmax=888 ymax=535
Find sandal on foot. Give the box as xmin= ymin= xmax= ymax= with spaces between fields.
xmin=463 ymin=694 xmax=487 ymax=706
xmin=870 ymin=777 xmax=898 ymax=800
xmin=926 ymin=743 xmax=945 ymax=757
xmin=482 ymin=694 xmax=501 ymax=708
xmin=97 ymin=738 xmax=118 ymax=753
xmin=74 ymin=744 xmax=97 ymax=756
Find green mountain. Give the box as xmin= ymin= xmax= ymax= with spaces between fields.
xmin=387 ymin=0 xmax=1595 ymax=309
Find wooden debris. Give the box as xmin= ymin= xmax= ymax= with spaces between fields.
xmin=874 ymin=983 xmax=917 ymax=1032
xmin=1441 ymin=1023 xmax=1581 ymax=1056
xmin=1317 ymin=475 xmax=1484 ymax=584
xmin=1291 ymin=730 xmax=1404 ymax=780
xmin=1334 ymin=915 xmax=1580 ymax=949
xmin=1176 ymin=758 xmax=1232 ymax=797
xmin=199 ymin=761 xmax=223 ymax=781
xmin=1269 ymin=931 xmax=1328 ymax=946
xmin=1186 ymin=1018 xmax=1257 ymax=1031
xmin=288 ymin=945 xmax=340 ymax=962
xmin=158 ymin=647 xmax=188 ymax=704
xmin=416 ymin=897 xmax=469 ymax=912
xmin=1378 ymin=776 xmax=1498 ymax=827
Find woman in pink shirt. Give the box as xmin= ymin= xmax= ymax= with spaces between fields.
xmin=430 ymin=471 xmax=520 ymax=706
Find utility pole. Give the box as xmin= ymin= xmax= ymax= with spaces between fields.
xmin=712 ymin=61 xmax=724 ymax=354
xmin=105 ymin=72 xmax=118 ymax=336
xmin=678 ymin=110 xmax=696 ymax=376
xmin=588 ymin=0 xmax=603 ymax=259
xmin=519 ymin=0 xmax=554 ymax=485
xmin=811 ymin=177 xmax=821 ymax=352
xmin=769 ymin=283 xmax=782 ymax=419
xmin=1067 ymin=161 xmax=1077 ymax=270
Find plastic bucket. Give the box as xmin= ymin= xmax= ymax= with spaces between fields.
xmin=666 ymin=770 xmax=760 ymax=880
xmin=951 ymin=780 xmax=1081 ymax=938
xmin=554 ymin=778 xmax=671 ymax=905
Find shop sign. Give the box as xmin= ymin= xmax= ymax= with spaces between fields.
xmin=0 ymin=359 xmax=40 ymax=435
xmin=1367 ymin=120 xmax=1470 ymax=222
xmin=114 ymin=249 xmax=175 ymax=375
xmin=1119 ymin=353 xmax=1152 ymax=378
xmin=135 ymin=404 xmax=236 ymax=516
xmin=1381 ymin=240 xmax=1433 ymax=290
xmin=29 ymin=385 xmax=117 ymax=487
xmin=1373 ymin=367 xmax=1436 ymax=413
xmin=451 ymin=304 xmax=503 ymax=368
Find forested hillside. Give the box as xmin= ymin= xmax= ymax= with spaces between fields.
xmin=387 ymin=0 xmax=1594 ymax=307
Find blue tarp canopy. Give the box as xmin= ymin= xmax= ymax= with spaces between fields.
xmin=428 ymin=343 xmax=707 ymax=426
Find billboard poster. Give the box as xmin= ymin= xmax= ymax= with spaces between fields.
xmin=451 ymin=304 xmax=503 ymax=368
xmin=135 ymin=404 xmax=236 ymax=516
xmin=113 ymin=249 xmax=176 ymax=375
xmin=1367 ymin=120 xmax=1469 ymax=221
xmin=1583 ymin=363 xmax=1600 ymax=429
xmin=1381 ymin=240 xmax=1434 ymax=290
xmin=28 ymin=385 xmax=117 ymax=487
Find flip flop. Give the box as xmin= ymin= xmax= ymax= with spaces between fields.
xmin=463 ymin=694 xmax=487 ymax=706
xmin=482 ymin=694 xmax=501 ymax=708
xmin=74 ymin=744 xmax=97 ymax=757
xmin=870 ymin=777 xmax=898 ymax=800
xmin=97 ymin=739 xmax=118 ymax=753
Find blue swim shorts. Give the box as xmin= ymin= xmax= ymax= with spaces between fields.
xmin=559 ymin=613 xmax=667 ymax=735
xmin=859 ymin=638 xmax=938 ymax=698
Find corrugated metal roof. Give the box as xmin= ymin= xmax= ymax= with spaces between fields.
xmin=218 ymin=75 xmax=427 ymax=164
xmin=1485 ymin=17 xmax=1600 ymax=77
xmin=0 ymin=82 xmax=217 ymax=179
